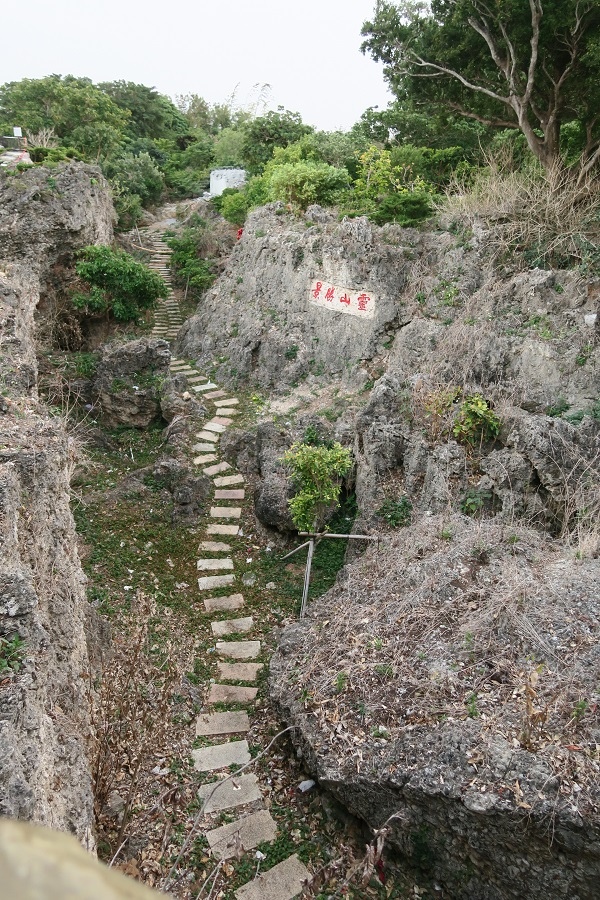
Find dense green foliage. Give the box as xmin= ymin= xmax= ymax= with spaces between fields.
xmin=164 ymin=216 xmax=217 ymax=300
xmin=73 ymin=245 xmax=166 ymax=321
xmin=282 ymin=442 xmax=353 ymax=532
xmin=362 ymin=1 xmax=600 ymax=173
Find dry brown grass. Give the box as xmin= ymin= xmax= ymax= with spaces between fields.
xmin=439 ymin=150 xmax=600 ymax=268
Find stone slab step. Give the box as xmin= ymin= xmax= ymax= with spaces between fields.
xmin=197 ymin=430 xmax=220 ymax=443
xmin=218 ymin=662 xmax=263 ymax=682
xmin=204 ymin=593 xmax=244 ymax=613
xmin=216 ymin=641 xmax=261 ymax=660
xmin=214 ymin=474 xmax=244 ymax=487
xmin=187 ymin=375 xmax=208 ymax=384
xmin=192 ymin=382 xmax=219 ymax=392
xmin=196 ymin=710 xmax=250 ymax=737
xmin=197 ymin=558 xmax=234 ymax=571
xmin=211 ymin=506 xmax=242 ymax=519
xmin=214 ymin=489 xmax=245 ymax=500
xmin=207 ymin=524 xmax=239 ymax=536
xmin=208 ymin=684 xmax=258 ymax=704
xmin=204 ymin=390 xmax=227 ymax=399
xmin=199 ymin=541 xmax=231 ymax=552
xmin=198 ymin=573 xmax=236 ymax=591
xmin=212 ymin=417 xmax=234 ymax=426
xmin=170 ymin=364 xmax=194 ymax=371
xmin=194 ymin=454 xmax=217 ymax=465
xmin=214 ymin=398 xmax=239 ymax=407
xmin=204 ymin=462 xmax=231 ymax=476
xmin=211 ymin=616 xmax=253 ymax=636
xmin=192 ymin=740 xmax=250 ymax=772
xmin=193 ymin=443 xmax=217 ymax=453
xmin=204 ymin=421 xmax=226 ymax=433
xmin=206 ymin=810 xmax=277 ymax=860
xmin=235 ymin=855 xmax=311 ymax=900
xmin=198 ymin=774 xmax=261 ymax=813
xmin=216 ymin=409 xmax=239 ymax=416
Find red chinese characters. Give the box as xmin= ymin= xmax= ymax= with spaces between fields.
xmin=325 ymin=286 xmax=335 ymax=301
xmin=339 ymin=293 xmax=351 ymax=306
xmin=357 ymin=293 xmax=371 ymax=311
xmin=312 ymin=282 xmax=323 ymax=299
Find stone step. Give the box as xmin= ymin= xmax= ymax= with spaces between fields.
xmin=211 ymin=417 xmax=234 ymax=426
xmin=204 ymin=390 xmax=227 ymax=399
xmin=204 ymin=462 xmax=231 ymax=475
xmin=192 ymin=740 xmax=250 ymax=772
xmin=192 ymin=382 xmax=219 ymax=392
xmin=206 ymin=810 xmax=277 ymax=861
xmin=211 ymin=617 xmax=253 ymax=636
xmin=197 ymin=430 xmax=220 ymax=443
xmin=214 ymin=474 xmax=244 ymax=487
xmin=216 ymin=640 xmax=261 ymax=660
xmin=234 ymin=854 xmax=310 ymax=900
xmin=208 ymin=683 xmax=258 ymax=704
xmin=170 ymin=365 xmax=194 ymax=372
xmin=198 ymin=573 xmax=236 ymax=591
xmin=214 ymin=398 xmax=239 ymax=407
xmin=204 ymin=593 xmax=245 ymax=613
xmin=196 ymin=710 xmax=250 ymax=737
xmin=207 ymin=524 xmax=239 ymax=536
xmin=197 ymin=558 xmax=234 ymax=572
xmin=199 ymin=541 xmax=231 ymax=552
xmin=214 ymin=489 xmax=245 ymax=500
xmin=214 ymin=409 xmax=238 ymax=417
xmin=193 ymin=443 xmax=218 ymax=453
xmin=198 ymin=774 xmax=261 ymax=813
xmin=204 ymin=421 xmax=227 ymax=433
xmin=211 ymin=506 xmax=242 ymax=519
xmin=193 ymin=454 xmax=218 ymax=465
xmin=187 ymin=375 xmax=208 ymax=384
xmin=218 ymin=662 xmax=263 ymax=682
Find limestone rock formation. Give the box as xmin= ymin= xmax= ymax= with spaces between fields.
xmin=0 ymin=163 xmax=114 ymax=844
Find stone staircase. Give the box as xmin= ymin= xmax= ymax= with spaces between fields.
xmin=145 ymin=236 xmax=311 ymax=899
xmin=145 ymin=234 xmax=183 ymax=341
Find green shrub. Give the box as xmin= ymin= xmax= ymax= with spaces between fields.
xmin=267 ymin=160 xmax=350 ymax=209
xmin=282 ymin=441 xmax=353 ymax=531
xmin=453 ymin=395 xmax=501 ymax=445
xmin=165 ymin=222 xmax=216 ymax=299
xmin=72 ymin=245 xmax=166 ymax=322
xmin=370 ymin=190 xmax=432 ymax=226
xmin=220 ymin=190 xmax=250 ymax=226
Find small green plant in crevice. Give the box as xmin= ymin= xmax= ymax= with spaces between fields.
xmin=571 ymin=699 xmax=588 ymax=723
xmin=284 ymin=344 xmax=299 ymax=360
xmin=374 ymin=663 xmax=394 ymax=680
xmin=460 ymin=488 xmax=492 ymax=517
xmin=453 ymin=394 xmax=501 ymax=446
xmin=465 ymin=693 xmax=479 ymax=718
xmin=377 ymin=495 xmax=412 ymax=527
xmin=576 ymin=344 xmax=593 ymax=366
xmin=546 ymin=396 xmax=570 ymax=418
xmin=440 ymin=527 xmax=453 ymax=540
xmin=0 ymin=634 xmax=25 ymax=676
xmin=334 ymin=672 xmax=348 ymax=693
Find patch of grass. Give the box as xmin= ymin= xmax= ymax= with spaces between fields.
xmin=377 ymin=496 xmax=412 ymax=527
xmin=0 ymin=634 xmax=25 ymax=676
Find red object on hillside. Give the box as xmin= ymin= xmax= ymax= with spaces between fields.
xmin=237 ymin=228 xmax=244 ymax=240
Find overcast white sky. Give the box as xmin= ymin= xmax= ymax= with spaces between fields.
xmin=1 ymin=0 xmax=392 ymax=131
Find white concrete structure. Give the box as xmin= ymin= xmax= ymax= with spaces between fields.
xmin=209 ymin=167 xmax=246 ymax=196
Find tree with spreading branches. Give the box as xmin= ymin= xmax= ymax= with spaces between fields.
xmin=362 ymin=1 xmax=600 ymax=177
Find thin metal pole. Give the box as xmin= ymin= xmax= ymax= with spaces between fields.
xmin=299 ymin=539 xmax=314 ymax=619
xmin=280 ymin=540 xmax=311 ymax=560
xmin=298 ymin=532 xmax=378 ymax=541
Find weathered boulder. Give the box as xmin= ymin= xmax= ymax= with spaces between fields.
xmin=93 ymin=337 xmax=171 ymax=428
xmin=271 ymin=515 xmax=600 ymax=899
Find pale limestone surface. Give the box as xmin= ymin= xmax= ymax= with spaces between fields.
xmin=206 ymin=810 xmax=277 ymax=860
xmin=196 ymin=711 xmax=250 ymax=736
xmin=198 ymin=774 xmax=262 ymax=812
xmin=204 ymin=593 xmax=245 ymax=613
xmin=192 ymin=740 xmax=251 ymax=772
xmin=216 ymin=640 xmax=261 ymax=660
xmin=234 ymin=854 xmax=310 ymax=900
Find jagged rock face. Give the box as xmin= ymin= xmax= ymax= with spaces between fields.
xmin=93 ymin=337 xmax=171 ymax=428
xmin=0 ymin=163 xmax=115 ymax=845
